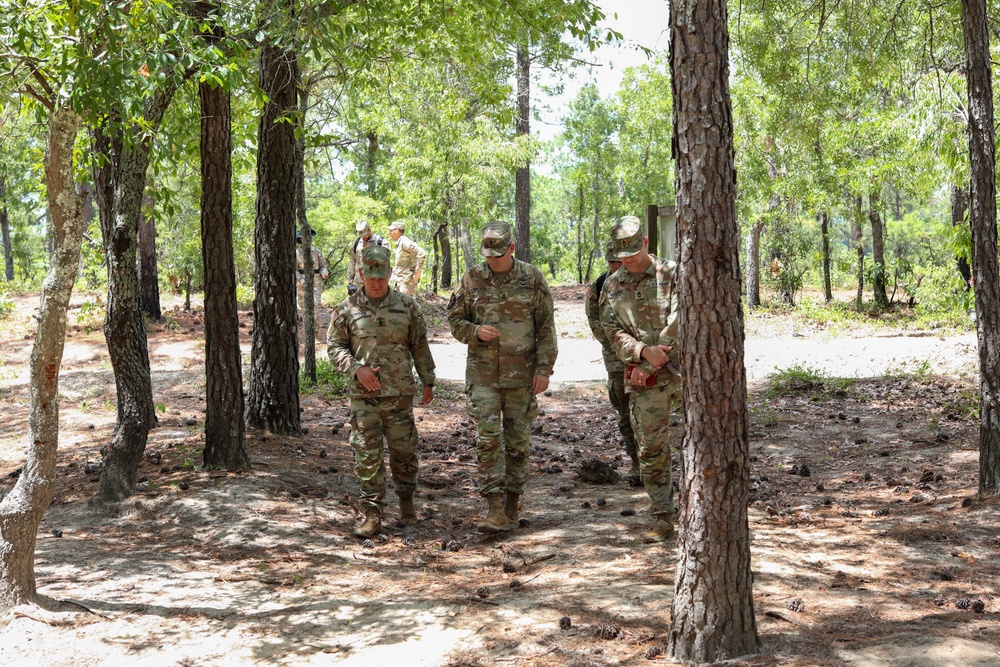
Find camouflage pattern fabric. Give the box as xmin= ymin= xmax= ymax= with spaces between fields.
xmin=297 ymin=246 xmax=328 ymax=307
xmin=347 ymin=233 xmax=388 ymax=288
xmin=391 ymin=234 xmax=427 ymax=296
xmin=587 ymin=272 xmax=636 ymax=459
xmin=348 ymin=395 xmax=418 ymax=511
xmin=609 ymin=373 xmax=637 ymax=461
xmin=327 ymin=288 xmax=436 ymax=398
xmin=447 ymin=259 xmax=557 ymax=388
xmin=629 ymin=385 xmax=675 ymax=515
xmin=465 ymin=384 xmax=537 ymax=496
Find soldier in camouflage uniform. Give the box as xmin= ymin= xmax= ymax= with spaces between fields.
xmin=347 ymin=220 xmax=388 ymax=295
xmin=601 ymin=216 xmax=680 ymax=544
xmin=296 ymin=230 xmax=329 ymax=308
xmin=388 ymin=220 xmax=427 ymax=296
xmin=586 ymin=239 xmax=639 ymax=480
xmin=447 ymin=221 xmax=557 ymax=533
xmin=328 ymin=244 xmax=436 ymax=538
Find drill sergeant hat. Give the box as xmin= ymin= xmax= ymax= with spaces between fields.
xmin=609 ymin=215 xmax=645 ymax=258
xmin=361 ymin=244 xmax=392 ymax=279
xmin=480 ymin=221 xmax=512 ymax=257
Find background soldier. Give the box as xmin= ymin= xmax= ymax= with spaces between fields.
xmin=387 ymin=220 xmax=427 ymax=296
xmin=347 ymin=220 xmax=387 ymax=296
xmin=296 ymin=229 xmax=329 ymax=307
xmin=447 ymin=221 xmax=557 ymax=533
xmin=601 ymin=215 xmax=680 ymax=544
xmin=586 ymin=239 xmax=639 ymax=481
xmin=328 ymin=245 xmax=436 ymax=538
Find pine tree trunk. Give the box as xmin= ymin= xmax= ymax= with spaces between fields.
xmin=962 ymin=0 xmax=1000 ymax=495
xmin=0 ymin=107 xmax=84 ymax=611
xmin=1 ymin=175 xmax=13 ymax=281
xmin=668 ymin=0 xmax=760 ymax=661
xmin=296 ymin=86 xmax=317 ymax=385
xmin=198 ymin=0 xmax=249 ymax=470
xmin=138 ymin=184 xmax=161 ymax=321
xmin=435 ymin=220 xmax=452 ymax=290
xmin=246 ymin=40 xmax=301 ymax=435
xmin=869 ymin=189 xmax=889 ymax=308
xmin=820 ymin=210 xmax=832 ymax=302
xmin=852 ymin=195 xmax=865 ymax=308
xmin=745 ymin=221 xmax=763 ymax=307
xmin=514 ymin=43 xmax=531 ymax=263
xmin=952 ymin=185 xmax=972 ymax=286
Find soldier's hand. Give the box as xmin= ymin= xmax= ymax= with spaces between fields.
xmin=629 ymin=366 xmax=651 ymax=387
xmin=356 ymin=366 xmax=381 ymax=391
xmin=532 ymin=374 xmax=549 ymax=394
xmin=641 ymin=344 xmax=672 ymax=370
xmin=477 ymin=325 xmax=500 ymax=342
xmin=413 ymin=270 xmax=421 ymax=283
xmin=420 ymin=385 xmax=434 ymax=405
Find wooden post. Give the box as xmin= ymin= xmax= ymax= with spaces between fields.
xmin=659 ymin=205 xmax=677 ymax=261
xmin=645 ymin=204 xmax=659 ymax=257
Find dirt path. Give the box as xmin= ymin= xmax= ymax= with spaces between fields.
xmin=1 ymin=289 xmax=998 ymax=667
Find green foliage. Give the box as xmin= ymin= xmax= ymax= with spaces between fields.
xmin=909 ymin=264 xmax=974 ymax=324
xmin=301 ymin=358 xmax=349 ymax=400
xmin=766 ymin=364 xmax=856 ymax=398
xmin=0 ymin=282 xmax=13 ymax=320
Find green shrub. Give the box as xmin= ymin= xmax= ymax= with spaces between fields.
xmin=0 ymin=283 xmax=12 ymax=320
xmin=301 ymin=358 xmax=349 ymax=399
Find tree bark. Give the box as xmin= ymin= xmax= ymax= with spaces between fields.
xmin=246 ymin=40 xmax=301 ymax=435
xmin=0 ymin=107 xmax=84 ymax=611
xmin=952 ymin=185 xmax=972 ymax=286
xmin=869 ymin=188 xmax=889 ymax=309
xmin=435 ymin=220 xmax=452 ymax=290
xmin=745 ymin=221 xmax=763 ymax=307
xmin=514 ymin=42 xmax=531 ymax=263
xmin=576 ymin=183 xmax=584 ymax=284
xmin=962 ymin=0 xmax=1000 ymax=495
xmin=198 ymin=0 xmax=249 ymax=470
xmin=668 ymin=0 xmax=760 ymax=661
xmin=1 ymin=175 xmax=13 ymax=281
xmin=296 ymin=86 xmax=317 ymax=385
xmin=138 ymin=183 xmax=161 ymax=321
xmin=851 ymin=195 xmax=865 ymax=309
xmin=820 ymin=210 xmax=832 ymax=302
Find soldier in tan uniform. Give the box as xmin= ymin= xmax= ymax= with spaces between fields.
xmin=328 ymin=245 xmax=436 ymax=538
xmin=586 ymin=239 xmax=639 ymax=480
xmin=347 ymin=220 xmax=388 ymax=295
xmin=447 ymin=221 xmax=557 ymax=533
xmin=601 ymin=216 xmax=680 ymax=544
xmin=387 ymin=220 xmax=427 ymax=296
xmin=296 ymin=229 xmax=329 ymax=307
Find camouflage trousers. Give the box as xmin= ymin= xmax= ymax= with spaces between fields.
xmin=348 ymin=395 xmax=418 ymax=511
xmin=466 ymin=384 xmax=538 ymax=496
xmin=607 ymin=371 xmax=637 ymax=461
xmin=297 ymin=275 xmax=325 ymax=308
xmin=393 ymin=270 xmax=418 ymax=296
xmin=628 ymin=384 xmax=676 ymax=516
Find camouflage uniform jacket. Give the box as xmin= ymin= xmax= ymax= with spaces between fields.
xmin=586 ymin=271 xmax=625 ymax=374
xmin=327 ymin=288 xmax=436 ymax=398
xmin=448 ymin=259 xmax=558 ymax=388
xmin=392 ymin=234 xmax=427 ymax=279
xmin=347 ymin=234 xmax=388 ymax=286
xmin=600 ymin=255 xmax=680 ymax=392
xmin=297 ymin=246 xmax=328 ymax=275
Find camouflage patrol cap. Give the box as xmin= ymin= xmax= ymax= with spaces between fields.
xmin=388 ymin=220 xmax=406 ymax=232
xmin=604 ymin=239 xmax=618 ymax=263
xmin=361 ymin=244 xmax=391 ymax=279
xmin=355 ymin=219 xmax=371 ymax=235
xmin=481 ymin=221 xmax=512 ymax=257
xmin=609 ymin=215 xmax=645 ymax=258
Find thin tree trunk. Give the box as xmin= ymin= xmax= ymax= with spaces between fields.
xmin=952 ymin=185 xmax=972 ymax=286
xmin=246 ymin=39 xmax=301 ymax=435
xmin=458 ymin=224 xmax=475 ymax=272
xmin=576 ymin=183 xmax=584 ymax=284
xmin=296 ymin=86 xmax=316 ymax=385
xmin=198 ymin=0 xmax=249 ymax=470
xmin=962 ymin=0 xmax=1000 ymax=495
xmin=869 ymin=188 xmax=888 ymax=309
xmin=820 ymin=210 xmax=832 ymax=302
xmin=851 ymin=195 xmax=865 ymax=309
xmin=1 ymin=175 xmax=13 ymax=281
xmin=0 ymin=107 xmax=84 ymax=610
xmin=515 ymin=43 xmax=531 ymax=263
xmin=668 ymin=0 xmax=759 ymax=660
xmin=745 ymin=221 xmax=763 ymax=307
xmin=138 ymin=183 xmax=161 ymax=321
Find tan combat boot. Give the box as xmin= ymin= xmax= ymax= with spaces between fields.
xmin=643 ymin=514 xmax=675 ymax=543
xmin=353 ymin=506 xmax=382 ymax=538
xmin=398 ymin=491 xmax=418 ymax=525
xmin=504 ymin=491 xmax=521 ymax=524
xmin=476 ymin=494 xmax=513 ymax=533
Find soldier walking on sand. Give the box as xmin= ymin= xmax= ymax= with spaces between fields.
xmin=447 ymin=221 xmax=557 ymax=533
xmin=601 ymin=215 xmax=681 ymax=544
xmin=387 ymin=220 xmax=427 ymax=296
xmin=586 ymin=239 xmax=640 ymax=482
xmin=328 ymin=245 xmax=436 ymax=538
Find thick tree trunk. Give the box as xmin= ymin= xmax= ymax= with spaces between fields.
xmin=138 ymin=184 xmax=161 ymax=321
xmin=851 ymin=195 xmax=865 ymax=308
xmin=434 ymin=220 xmax=452 ymax=290
xmin=514 ymin=43 xmax=531 ymax=263
xmin=962 ymin=0 xmax=1000 ymax=495
xmin=952 ymin=185 xmax=972 ymax=286
xmin=820 ymin=210 xmax=832 ymax=302
xmin=668 ymin=0 xmax=759 ymax=661
xmin=1 ymin=175 xmax=13 ymax=281
xmin=198 ymin=0 xmax=249 ymax=470
xmin=744 ymin=221 xmax=763 ymax=307
xmin=0 ymin=107 xmax=84 ymax=611
xmin=246 ymin=41 xmax=301 ymax=435
xmin=869 ymin=189 xmax=889 ymax=309
xmin=296 ymin=87 xmax=317 ymax=385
